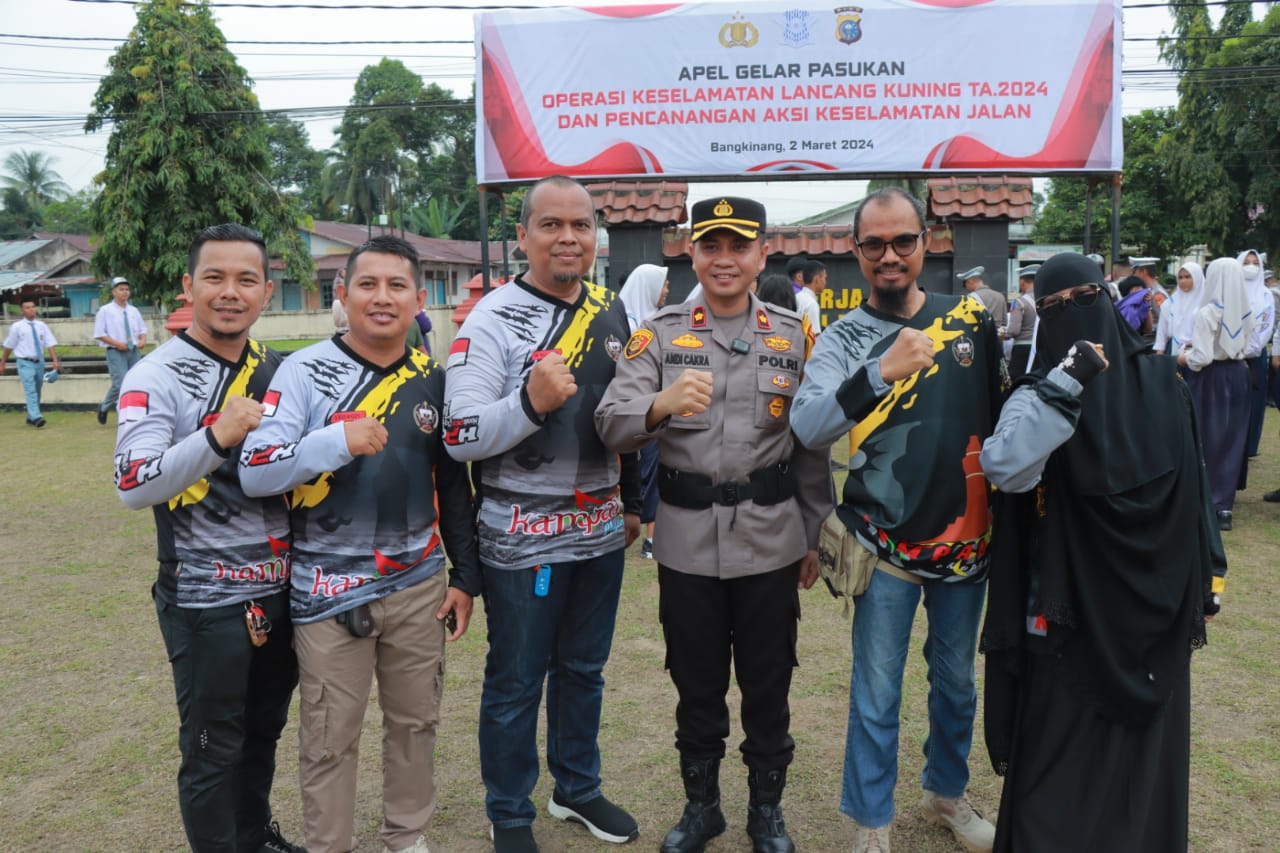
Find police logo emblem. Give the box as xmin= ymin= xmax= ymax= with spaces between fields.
xmin=835 ymin=6 xmax=864 ymax=44
xmin=952 ymin=335 xmax=975 ymax=367
xmin=768 ymin=396 xmax=786 ymax=418
xmin=771 ymin=374 xmax=792 ymax=389
xmin=625 ymin=328 xmax=655 ymax=359
xmin=413 ymin=402 xmax=439 ymax=434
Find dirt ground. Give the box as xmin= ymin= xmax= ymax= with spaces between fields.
xmin=0 ymin=409 xmax=1276 ymax=852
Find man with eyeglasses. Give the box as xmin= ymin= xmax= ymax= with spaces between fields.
xmin=791 ymin=187 xmax=1001 ymax=853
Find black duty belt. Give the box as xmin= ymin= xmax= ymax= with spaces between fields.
xmin=657 ymin=462 xmax=795 ymax=510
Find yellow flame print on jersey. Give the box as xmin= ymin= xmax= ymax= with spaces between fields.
xmin=170 ymin=340 xmax=268 ymax=510
xmin=555 ymin=282 xmax=612 ymax=369
xmin=848 ymin=297 xmax=984 ymax=457
xmin=288 ymin=349 xmax=434 ymax=509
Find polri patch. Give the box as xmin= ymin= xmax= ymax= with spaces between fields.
xmin=624 ymin=329 xmax=655 ymax=359
xmin=763 ymin=336 xmax=792 ymax=353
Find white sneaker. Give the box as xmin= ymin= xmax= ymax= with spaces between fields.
xmin=382 ymin=834 xmax=430 ymax=853
xmin=921 ymin=790 xmax=994 ymax=853
xmin=851 ymin=822 xmax=890 ymax=853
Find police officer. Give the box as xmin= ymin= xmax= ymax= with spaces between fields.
xmin=596 ymin=197 xmax=831 ymax=853
xmin=1005 ymin=264 xmax=1040 ymax=381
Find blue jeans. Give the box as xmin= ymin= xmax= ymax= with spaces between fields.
xmin=478 ymin=550 xmax=626 ymax=827
xmin=16 ymin=358 xmax=44 ymax=420
xmin=840 ymin=568 xmax=987 ymax=828
xmin=101 ymin=346 xmax=141 ymax=413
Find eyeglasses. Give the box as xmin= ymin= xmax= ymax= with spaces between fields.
xmin=1035 ymin=284 xmax=1102 ymax=318
xmin=855 ymin=230 xmax=927 ymax=261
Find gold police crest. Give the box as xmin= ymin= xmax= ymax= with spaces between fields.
xmin=720 ymin=14 xmax=759 ymax=48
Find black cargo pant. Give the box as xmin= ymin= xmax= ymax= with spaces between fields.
xmin=154 ymin=589 xmax=298 ymax=852
xmin=657 ymin=562 xmax=800 ymax=771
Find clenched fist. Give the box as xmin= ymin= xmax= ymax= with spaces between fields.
xmin=344 ymin=416 xmax=388 ymax=456
xmin=210 ymin=395 xmax=265 ymax=450
xmin=879 ymin=328 xmax=936 ymax=383
xmin=649 ymin=369 xmax=713 ymax=429
xmin=526 ymin=352 xmax=578 ymax=415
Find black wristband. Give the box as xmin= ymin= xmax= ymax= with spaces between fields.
xmin=204 ymin=426 xmax=231 ymax=458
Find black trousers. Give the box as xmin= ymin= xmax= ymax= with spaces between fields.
xmin=658 ymin=563 xmax=800 ymax=771
xmin=155 ymin=589 xmax=298 ymax=853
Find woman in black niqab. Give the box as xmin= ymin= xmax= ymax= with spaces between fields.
xmin=978 ymin=252 xmax=1225 ymax=853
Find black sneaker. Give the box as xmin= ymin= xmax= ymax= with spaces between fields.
xmin=33 ymin=417 xmax=46 ymax=428
xmin=96 ymin=408 xmax=108 ymax=425
xmin=1217 ymin=510 xmax=1233 ymax=531
xmin=639 ymin=538 xmax=654 ymax=560
xmin=260 ymin=820 xmax=307 ymax=853
xmin=490 ymin=824 xmax=539 ymax=853
xmin=548 ymin=790 xmax=638 ymax=844
xmin=1264 ymin=488 xmax=1280 ymax=503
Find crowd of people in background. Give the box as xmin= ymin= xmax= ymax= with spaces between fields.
xmin=0 ymin=176 xmax=1257 ymax=853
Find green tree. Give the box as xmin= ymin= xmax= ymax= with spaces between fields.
xmin=84 ymin=0 xmax=312 ymax=303
xmin=0 ymin=187 xmax=40 ymax=239
xmin=2 ymin=150 xmax=70 ymax=211
xmin=1035 ymin=109 xmax=1195 ymax=261
xmin=41 ymin=188 xmax=97 ymax=234
xmin=1160 ymin=0 xmax=1280 ymax=257
xmin=264 ymin=114 xmax=331 ymax=219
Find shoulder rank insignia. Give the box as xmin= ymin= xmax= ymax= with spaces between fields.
xmin=691 ymin=305 xmax=707 ymax=328
xmin=756 ymin=307 xmax=772 ymax=330
xmin=671 ymin=333 xmax=704 ymax=349
xmin=624 ymin=329 xmax=655 ymax=359
xmin=763 ymin=335 xmax=792 ymax=353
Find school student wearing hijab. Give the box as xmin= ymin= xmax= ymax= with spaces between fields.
xmin=1238 ymin=250 xmax=1275 ymax=458
xmin=978 ymin=252 xmax=1227 ymax=853
xmin=1178 ymin=258 xmax=1254 ymax=530
xmin=617 ymin=264 xmax=669 ymax=558
xmin=1154 ymin=262 xmax=1204 ymax=356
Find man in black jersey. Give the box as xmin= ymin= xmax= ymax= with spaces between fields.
xmin=114 ymin=224 xmax=303 ymax=853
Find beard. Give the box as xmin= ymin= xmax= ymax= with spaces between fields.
xmin=870 ymin=274 xmax=914 ymax=315
xmin=553 ymin=270 xmax=584 ymax=284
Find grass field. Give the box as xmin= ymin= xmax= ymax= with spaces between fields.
xmin=0 ymin=409 xmax=1276 ymax=852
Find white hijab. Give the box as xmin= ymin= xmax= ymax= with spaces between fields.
xmin=1168 ymin=262 xmax=1204 ymax=345
xmin=618 ymin=264 xmax=667 ymax=332
xmin=1236 ymin=248 xmax=1270 ymax=317
xmin=1201 ymin=257 xmax=1253 ymax=360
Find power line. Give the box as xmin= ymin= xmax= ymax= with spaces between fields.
xmin=0 ymin=32 xmax=472 ymax=45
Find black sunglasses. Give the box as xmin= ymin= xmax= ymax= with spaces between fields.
xmin=1035 ymin=284 xmax=1102 ymax=318
xmin=855 ymin=230 xmax=927 ymax=262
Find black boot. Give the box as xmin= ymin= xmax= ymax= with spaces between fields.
xmin=661 ymin=756 xmax=727 ymax=853
xmin=746 ymin=767 xmax=795 ymax=853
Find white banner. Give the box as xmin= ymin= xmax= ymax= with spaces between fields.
xmin=475 ymin=0 xmax=1122 ymax=183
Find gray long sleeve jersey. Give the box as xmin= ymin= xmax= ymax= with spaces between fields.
xmin=114 ymin=334 xmax=290 ymax=608
xmin=978 ymin=367 xmax=1083 ymax=493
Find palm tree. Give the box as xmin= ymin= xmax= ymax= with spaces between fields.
xmin=2 ymin=150 xmax=71 ymax=209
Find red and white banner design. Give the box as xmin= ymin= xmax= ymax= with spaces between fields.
xmin=475 ymin=0 xmax=1122 ymax=183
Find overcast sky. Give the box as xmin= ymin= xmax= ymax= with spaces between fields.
xmin=0 ymin=0 xmax=1184 ymax=224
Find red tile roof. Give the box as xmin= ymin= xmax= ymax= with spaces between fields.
xmin=927 ymin=176 xmax=1034 ymax=220
xmin=587 ymin=181 xmax=689 ymax=226
xmin=33 ymin=232 xmax=94 ymax=253
xmin=308 ymin=221 xmax=503 ymax=265
xmin=661 ymin=224 xmax=953 ymax=257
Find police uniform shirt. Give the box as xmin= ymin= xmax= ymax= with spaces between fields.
xmin=1005 ymin=292 xmax=1037 ymax=344
xmin=113 ymin=333 xmax=290 ymax=608
xmin=239 ymin=336 xmax=479 ymax=624
xmin=595 ymin=293 xmax=831 ymax=577
xmin=443 ymin=276 xmax=636 ymax=570
xmin=3 ymin=318 xmax=57 ymax=357
xmin=791 ymin=292 xmax=1001 ymax=582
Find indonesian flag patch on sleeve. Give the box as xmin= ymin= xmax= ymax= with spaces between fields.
xmin=119 ymin=390 xmax=149 ymax=423
xmin=448 ymin=337 xmax=471 ymax=368
xmin=261 ymin=389 xmax=281 ymax=418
